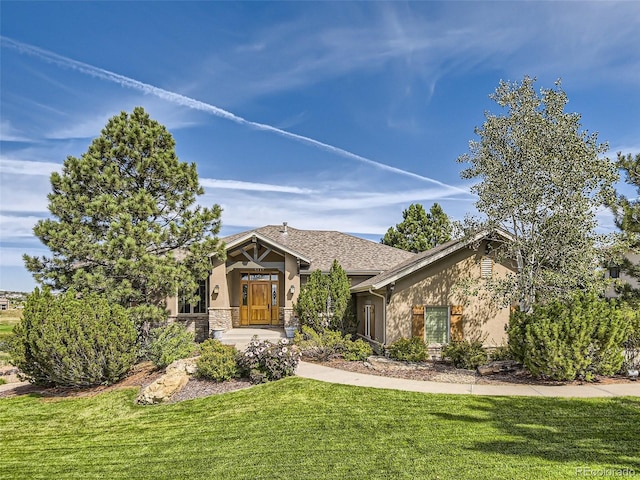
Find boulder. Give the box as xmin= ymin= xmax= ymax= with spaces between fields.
xmin=136 ymin=358 xmax=198 ymax=405
xmin=477 ymin=360 xmax=521 ymax=376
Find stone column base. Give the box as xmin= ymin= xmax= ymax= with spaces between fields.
xmin=208 ymin=308 xmax=233 ymax=337
xmin=282 ymin=308 xmax=298 ymax=328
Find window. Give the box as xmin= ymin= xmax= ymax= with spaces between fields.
xmin=179 ymin=279 xmax=208 ymax=314
xmin=481 ymin=257 xmax=493 ymax=279
xmin=609 ymin=266 xmax=620 ymax=279
xmin=364 ymin=304 xmax=374 ymax=338
xmin=424 ymin=307 xmax=449 ymax=344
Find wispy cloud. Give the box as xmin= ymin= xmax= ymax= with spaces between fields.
xmin=200 ymin=178 xmax=315 ymax=195
xmin=0 ymin=158 xmax=60 ymax=176
xmin=0 ymin=119 xmax=30 ymax=142
xmin=0 ymin=36 xmax=467 ymax=193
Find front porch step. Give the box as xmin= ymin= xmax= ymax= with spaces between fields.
xmin=219 ymin=328 xmax=286 ymax=350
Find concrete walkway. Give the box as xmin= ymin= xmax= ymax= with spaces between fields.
xmin=3 ymin=361 xmax=639 ymax=399
xmin=296 ymin=361 xmax=640 ymax=398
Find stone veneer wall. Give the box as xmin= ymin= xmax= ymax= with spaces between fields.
xmin=170 ymin=315 xmax=209 ymax=343
xmin=209 ymin=307 xmax=233 ymax=334
xmin=282 ymin=307 xmax=297 ymax=327
xmin=231 ymin=307 xmax=240 ymax=327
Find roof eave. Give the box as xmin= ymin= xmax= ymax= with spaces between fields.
xmin=351 ymin=229 xmax=512 ymax=293
xmin=213 ymin=231 xmax=312 ymax=265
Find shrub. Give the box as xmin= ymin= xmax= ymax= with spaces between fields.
xmin=488 ymin=345 xmax=512 ymax=362
xmin=0 ymin=378 xmax=6 ymax=385
xmin=294 ymin=326 xmax=348 ymax=360
xmin=148 ymin=323 xmax=196 ymax=369
xmin=293 ymin=326 xmax=372 ymax=361
xmin=294 ymin=262 xmax=357 ymax=334
xmin=237 ymin=336 xmax=300 ymax=383
xmin=623 ymin=310 xmax=640 ymax=371
xmin=10 ymin=288 xmax=137 ymax=387
xmin=507 ymin=292 xmax=633 ymax=381
xmin=195 ymin=339 xmax=239 ymax=382
xmin=343 ymin=338 xmax=374 ymax=361
xmin=442 ymin=340 xmax=488 ymax=369
xmin=386 ymin=337 xmax=428 ymax=362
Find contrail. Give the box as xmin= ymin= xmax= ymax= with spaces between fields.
xmin=1 ymin=36 xmax=470 ymax=194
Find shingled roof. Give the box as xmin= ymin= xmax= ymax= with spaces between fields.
xmin=352 ymin=229 xmax=514 ymax=292
xmin=222 ymin=224 xmax=415 ymax=274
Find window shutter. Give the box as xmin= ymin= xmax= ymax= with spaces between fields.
xmin=450 ymin=305 xmax=463 ymax=341
xmin=412 ymin=305 xmax=425 ymax=338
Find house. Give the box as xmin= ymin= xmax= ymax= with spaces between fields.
xmin=167 ymin=223 xmax=515 ymax=347
xmin=605 ymin=252 xmax=640 ymax=298
xmin=0 ymin=298 xmax=9 ymax=311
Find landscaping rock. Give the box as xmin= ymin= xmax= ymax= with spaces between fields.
xmin=0 ymin=366 xmax=19 ymax=376
xmin=135 ymin=357 xmax=198 ymax=405
xmin=477 ymin=360 xmax=521 ymax=376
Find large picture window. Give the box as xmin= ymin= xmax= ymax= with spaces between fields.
xmin=179 ymin=279 xmax=208 ymax=314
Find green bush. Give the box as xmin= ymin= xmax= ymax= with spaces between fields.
xmin=488 ymin=345 xmax=512 ymax=362
xmin=195 ymin=339 xmax=239 ymax=382
xmin=294 ymin=326 xmax=347 ymax=360
xmin=343 ymin=338 xmax=374 ymax=361
xmin=293 ymin=326 xmax=372 ymax=361
xmin=623 ymin=310 xmax=640 ymax=371
xmin=10 ymin=288 xmax=137 ymax=387
xmin=442 ymin=340 xmax=488 ymax=370
xmin=386 ymin=337 xmax=428 ymax=362
xmin=237 ymin=337 xmax=301 ymax=383
xmin=148 ymin=323 xmax=196 ymax=369
xmin=0 ymin=378 xmax=6 ymax=385
xmin=507 ymin=292 xmax=633 ymax=381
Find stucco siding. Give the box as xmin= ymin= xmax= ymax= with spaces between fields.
xmin=356 ymin=293 xmax=385 ymax=344
xmin=385 ymin=242 xmax=513 ymax=346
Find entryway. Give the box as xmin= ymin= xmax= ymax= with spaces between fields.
xmin=240 ymin=272 xmax=281 ymax=326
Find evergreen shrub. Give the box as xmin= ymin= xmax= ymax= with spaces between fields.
xmin=10 ymin=288 xmax=137 ymax=387
xmin=294 ymin=326 xmax=372 ymax=361
xmin=386 ymin=337 xmax=428 ymax=362
xmin=195 ymin=339 xmax=239 ymax=382
xmin=507 ymin=293 xmax=632 ymax=381
xmin=148 ymin=323 xmax=196 ymax=369
xmin=343 ymin=338 xmax=374 ymax=361
xmin=442 ymin=340 xmax=488 ymax=369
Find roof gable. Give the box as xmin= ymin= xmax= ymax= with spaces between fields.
xmin=351 ymin=229 xmax=514 ymax=292
xmin=221 ymin=224 xmax=415 ymax=274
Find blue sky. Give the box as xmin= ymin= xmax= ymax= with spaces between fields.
xmin=1 ymin=1 xmax=639 ymax=292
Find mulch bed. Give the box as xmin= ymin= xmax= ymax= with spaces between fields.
xmin=169 ymin=377 xmax=253 ymax=403
xmin=316 ymin=357 xmax=637 ymax=386
xmin=1 ymin=357 xmax=636 ymax=402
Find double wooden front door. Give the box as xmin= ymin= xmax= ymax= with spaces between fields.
xmin=240 ymin=272 xmax=280 ymax=326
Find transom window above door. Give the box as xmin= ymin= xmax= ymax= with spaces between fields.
xmin=241 ymin=273 xmax=279 ymax=281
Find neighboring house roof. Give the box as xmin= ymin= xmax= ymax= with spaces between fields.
xmin=352 ymin=229 xmax=514 ymax=292
xmin=221 ymin=224 xmax=415 ymax=274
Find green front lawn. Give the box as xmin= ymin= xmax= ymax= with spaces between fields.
xmin=0 ymin=311 xmax=19 ymax=367
xmin=0 ymin=310 xmax=20 ymax=339
xmin=1 ymin=378 xmax=638 ymax=479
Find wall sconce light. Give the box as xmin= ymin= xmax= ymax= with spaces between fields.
xmin=289 ymin=285 xmax=295 ymax=295
xmin=213 ymin=285 xmax=220 ymax=295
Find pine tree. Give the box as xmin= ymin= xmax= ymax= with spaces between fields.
xmin=381 ymin=203 xmax=452 ymax=252
xmin=23 ymin=107 xmax=224 ymax=329
xmin=610 ymin=152 xmax=640 ymax=296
